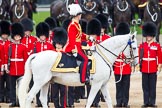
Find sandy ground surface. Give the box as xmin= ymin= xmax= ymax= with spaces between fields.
xmin=1 ymin=72 xmax=162 ymax=108
xmin=0 ymin=35 xmax=162 ymax=108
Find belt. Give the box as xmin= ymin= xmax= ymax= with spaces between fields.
xmin=10 ymin=58 xmax=24 ymax=62
xmin=142 ymin=58 xmax=156 ymax=61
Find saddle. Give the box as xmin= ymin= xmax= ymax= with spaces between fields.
xmin=51 ymin=52 xmax=96 ymax=74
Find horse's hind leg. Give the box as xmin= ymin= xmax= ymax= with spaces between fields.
xmin=86 ymin=82 xmax=102 ymax=108
xmin=25 ymin=81 xmax=45 ymax=108
xmin=101 ymin=84 xmax=113 ymax=108
xmin=39 ymin=82 xmax=50 ymax=108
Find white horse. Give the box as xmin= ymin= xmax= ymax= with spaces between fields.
xmin=18 ymin=33 xmax=138 ymax=108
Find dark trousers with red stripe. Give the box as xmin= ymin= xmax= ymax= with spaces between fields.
xmin=52 ymin=83 xmax=67 ymax=108
xmin=76 ymin=50 xmax=88 ymax=83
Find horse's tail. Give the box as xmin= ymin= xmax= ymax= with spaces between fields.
xmin=18 ymin=53 xmax=36 ymax=108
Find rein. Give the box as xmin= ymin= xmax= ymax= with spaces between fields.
xmin=95 ymin=45 xmax=112 ymax=81
xmin=94 ymin=38 xmax=138 ymax=64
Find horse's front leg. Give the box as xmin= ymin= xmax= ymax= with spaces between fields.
xmin=85 ymin=82 xmax=102 ymax=108
xmin=39 ymin=82 xmax=50 ymax=108
xmin=101 ymin=83 xmax=113 ymax=108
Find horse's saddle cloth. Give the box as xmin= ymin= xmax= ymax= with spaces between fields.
xmin=51 ymin=52 xmax=96 ymax=74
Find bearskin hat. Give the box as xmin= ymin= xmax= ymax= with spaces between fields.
xmin=142 ymin=21 xmax=157 ymax=37
xmin=11 ymin=22 xmax=24 ymax=39
xmin=62 ymin=18 xmax=71 ymax=31
xmin=0 ymin=20 xmax=11 ymax=35
xmin=87 ymin=18 xmax=101 ymax=36
xmin=52 ymin=27 xmax=67 ymax=47
xmin=79 ymin=19 xmax=87 ymax=33
xmin=115 ymin=22 xmax=130 ymax=35
xmin=36 ymin=22 xmax=49 ymax=38
xmin=20 ymin=18 xmax=34 ymax=32
xmin=95 ymin=14 xmax=108 ymax=29
xmin=44 ymin=17 xmax=57 ymax=30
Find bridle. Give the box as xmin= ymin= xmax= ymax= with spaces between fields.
xmin=95 ymin=37 xmax=138 ymax=65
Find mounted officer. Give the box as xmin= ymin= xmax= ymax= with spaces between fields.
xmin=63 ymin=4 xmax=91 ymax=84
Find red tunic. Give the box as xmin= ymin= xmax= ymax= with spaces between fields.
xmin=64 ymin=20 xmax=87 ymax=53
xmin=113 ymin=53 xmax=131 ymax=75
xmin=139 ymin=42 xmax=162 ymax=73
xmin=5 ymin=43 xmax=28 ymax=76
xmin=34 ymin=41 xmax=54 ymax=53
xmin=21 ymin=35 xmax=37 ymax=56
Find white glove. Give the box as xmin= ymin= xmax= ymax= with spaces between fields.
xmin=73 ymin=53 xmax=77 ymax=57
xmin=1 ymin=65 xmax=4 ymax=72
xmin=157 ymin=71 xmax=160 ymax=75
xmin=89 ymin=36 xmax=94 ymax=42
xmin=4 ymin=64 xmax=8 ymax=71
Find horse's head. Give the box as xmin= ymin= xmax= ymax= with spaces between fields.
xmin=11 ymin=0 xmax=31 ymax=22
xmin=123 ymin=32 xmax=138 ymax=65
xmin=149 ymin=0 xmax=159 ymax=10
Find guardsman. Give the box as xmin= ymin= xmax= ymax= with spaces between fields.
xmin=52 ymin=27 xmax=67 ymax=108
xmin=87 ymin=14 xmax=112 ymax=106
xmin=138 ymin=22 xmax=162 ymax=107
xmin=20 ymin=18 xmax=37 ymax=57
xmin=44 ymin=17 xmax=57 ymax=44
xmin=95 ymin=13 xmax=111 ymax=42
xmin=113 ymin=22 xmax=132 ymax=107
xmin=5 ymin=22 xmax=28 ymax=107
xmin=86 ymin=18 xmax=102 ymax=108
xmin=63 ymin=4 xmax=90 ymax=84
xmin=34 ymin=22 xmax=54 ymax=107
xmin=0 ymin=20 xmax=11 ymax=103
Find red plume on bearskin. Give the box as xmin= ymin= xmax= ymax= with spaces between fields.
xmin=142 ymin=21 xmax=157 ymax=37
xmin=36 ymin=22 xmax=49 ymax=38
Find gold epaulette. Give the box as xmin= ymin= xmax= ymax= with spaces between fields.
xmin=138 ymin=2 xmax=148 ymax=8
